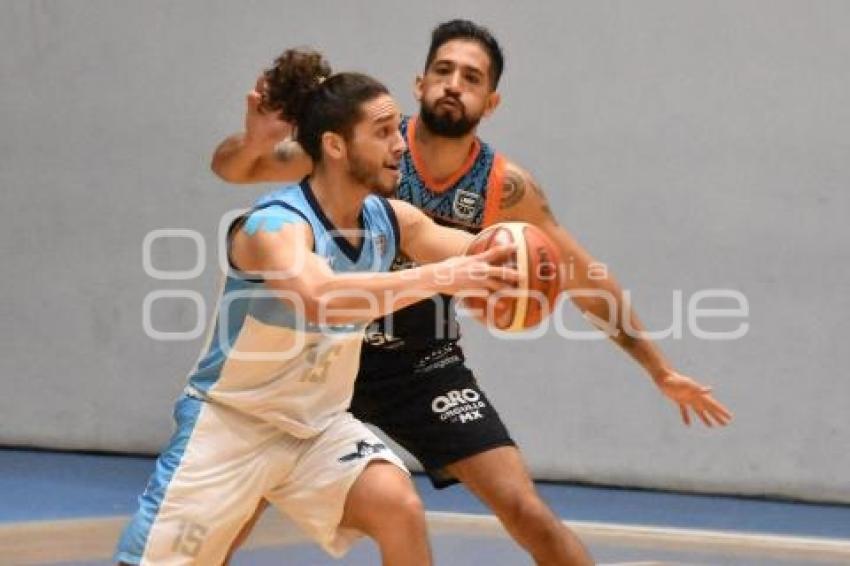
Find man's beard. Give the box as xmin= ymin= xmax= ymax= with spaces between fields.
xmin=347 ymin=147 xmax=395 ymax=196
xmin=419 ymin=98 xmax=480 ymax=138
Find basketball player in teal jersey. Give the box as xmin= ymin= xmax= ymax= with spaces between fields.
xmin=212 ymin=21 xmax=732 ymax=565
xmin=116 ymin=50 xmax=518 ymax=565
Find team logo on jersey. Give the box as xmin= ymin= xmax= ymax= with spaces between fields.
xmin=452 ymin=189 xmax=480 ymax=221
xmin=338 ymin=440 xmax=387 ymax=462
xmin=374 ymin=233 xmax=388 ymax=257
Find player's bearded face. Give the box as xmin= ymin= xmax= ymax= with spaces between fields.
xmin=345 ymin=95 xmax=404 ymax=196
xmin=346 ymin=144 xmax=387 ymax=195
xmin=416 ymin=40 xmax=494 ymax=138
xmin=346 ymin=140 xmax=400 ymax=196
xmin=419 ymin=95 xmax=482 ymax=138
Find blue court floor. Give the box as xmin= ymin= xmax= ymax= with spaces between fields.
xmin=2 ymin=448 xmax=850 ymax=565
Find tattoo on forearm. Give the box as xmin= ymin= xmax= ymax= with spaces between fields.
xmin=274 ymin=138 xmax=300 ymax=162
xmin=500 ymin=169 xmax=526 ymax=209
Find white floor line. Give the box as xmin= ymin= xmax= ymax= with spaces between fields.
xmin=2 ymin=510 xmax=849 ymax=563
xmin=427 ymin=511 xmax=850 ymax=560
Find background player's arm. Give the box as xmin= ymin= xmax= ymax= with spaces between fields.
xmin=211 ymin=76 xmax=313 ymax=183
xmin=212 ymin=134 xmax=311 ymax=183
xmin=495 ymin=162 xmax=732 ymax=427
xmin=230 ymin=210 xmax=515 ymax=326
xmin=390 ymin=199 xmax=473 ymax=263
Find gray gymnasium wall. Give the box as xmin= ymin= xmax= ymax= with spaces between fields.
xmin=2 ymin=1 xmax=848 ymax=503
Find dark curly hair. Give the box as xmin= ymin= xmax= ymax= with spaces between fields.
xmin=424 ymin=19 xmax=504 ymax=89
xmin=261 ymin=48 xmax=389 ymax=162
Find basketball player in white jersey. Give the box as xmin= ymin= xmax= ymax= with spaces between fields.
xmin=115 ymin=50 xmax=517 ymax=565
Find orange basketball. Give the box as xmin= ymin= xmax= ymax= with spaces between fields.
xmin=462 ymin=222 xmax=563 ymax=331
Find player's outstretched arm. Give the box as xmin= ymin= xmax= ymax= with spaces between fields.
xmin=494 ymin=162 xmax=732 ymax=427
xmin=211 ymin=75 xmax=313 ymax=184
xmin=229 ymin=207 xmax=517 ymax=326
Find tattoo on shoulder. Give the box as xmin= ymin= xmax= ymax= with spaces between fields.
xmin=529 ymin=178 xmax=547 ymax=201
xmin=500 ymin=167 xmax=556 ymax=220
xmin=529 ymin=178 xmax=555 ymax=219
xmin=500 ymin=169 xmax=526 ymax=209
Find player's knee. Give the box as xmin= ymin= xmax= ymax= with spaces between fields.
xmin=374 ymin=489 xmax=426 ymax=531
xmin=505 ymin=497 xmax=571 ymax=556
xmin=362 ymin=497 xmax=426 ymax=542
xmin=352 ymin=474 xmax=425 ymax=537
xmin=387 ymin=490 xmax=426 ymax=524
xmin=499 ymin=490 xmax=560 ymax=536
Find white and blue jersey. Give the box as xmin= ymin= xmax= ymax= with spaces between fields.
xmin=115 ymin=179 xmax=403 ymax=564
xmin=187 ymin=178 xmax=399 ymax=438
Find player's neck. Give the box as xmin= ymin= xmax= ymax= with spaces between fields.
xmin=413 ymin=119 xmax=478 ymax=184
xmin=309 ymin=168 xmax=368 ymax=231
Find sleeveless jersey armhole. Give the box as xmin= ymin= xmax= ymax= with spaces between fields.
xmin=378 ymin=197 xmax=401 ymax=252
xmin=482 ymin=153 xmax=507 ymax=228
xmin=227 ymin=201 xmax=313 ymax=280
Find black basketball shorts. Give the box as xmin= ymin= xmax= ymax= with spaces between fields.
xmin=350 ymin=343 xmax=515 ymax=488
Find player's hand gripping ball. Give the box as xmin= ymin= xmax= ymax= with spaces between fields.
xmin=462 ymin=222 xmax=563 ymax=331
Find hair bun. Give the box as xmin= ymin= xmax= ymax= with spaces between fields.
xmin=262 ymin=48 xmax=333 ymax=124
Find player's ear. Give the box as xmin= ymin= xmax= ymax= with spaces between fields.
xmin=413 ymin=74 xmax=424 ymax=102
xmin=321 ymin=132 xmax=346 ymax=161
xmin=483 ymin=91 xmax=501 ymax=118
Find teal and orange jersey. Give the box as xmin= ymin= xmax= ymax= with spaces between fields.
xmin=360 ymin=115 xmax=506 ymax=357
